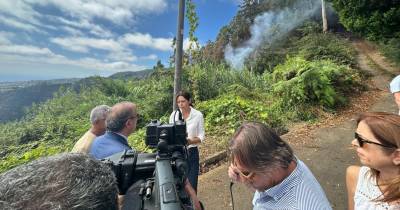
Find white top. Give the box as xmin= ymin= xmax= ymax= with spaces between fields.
xmin=354 ymin=166 xmax=398 ymax=210
xmin=169 ymin=107 xmax=205 ymax=149
xmin=390 ymin=75 xmax=400 ymax=93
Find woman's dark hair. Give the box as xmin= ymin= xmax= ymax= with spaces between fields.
xmin=176 ymin=90 xmax=193 ymax=107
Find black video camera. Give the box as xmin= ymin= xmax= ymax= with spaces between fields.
xmin=102 ymin=117 xmax=195 ymax=210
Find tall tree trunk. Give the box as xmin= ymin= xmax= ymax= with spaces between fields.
xmin=321 ymin=0 xmax=328 ymax=33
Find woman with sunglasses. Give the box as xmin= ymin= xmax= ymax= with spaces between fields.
xmin=346 ymin=112 xmax=400 ymax=210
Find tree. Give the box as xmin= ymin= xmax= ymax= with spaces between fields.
xmin=153 ymin=60 xmax=164 ymax=71
xmin=321 ymin=0 xmax=328 ymax=33
xmin=331 ymin=0 xmax=400 ymax=40
xmin=184 ymin=0 xmax=200 ymax=65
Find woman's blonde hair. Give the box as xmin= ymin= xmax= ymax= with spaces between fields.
xmin=356 ymin=112 xmax=400 ymax=203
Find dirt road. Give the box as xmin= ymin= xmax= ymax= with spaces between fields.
xmin=197 ymin=40 xmax=400 ymax=210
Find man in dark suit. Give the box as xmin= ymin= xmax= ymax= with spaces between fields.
xmin=90 ymin=101 xmax=138 ymax=159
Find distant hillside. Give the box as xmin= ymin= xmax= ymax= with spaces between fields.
xmin=0 ymin=71 xmax=155 ymax=123
xmin=0 ymin=78 xmax=80 ymax=93
xmin=0 ymin=81 xmax=74 ymax=122
xmin=109 ymin=69 xmax=154 ymax=80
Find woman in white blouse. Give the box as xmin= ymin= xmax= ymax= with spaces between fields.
xmin=169 ymin=91 xmax=205 ymax=193
xmin=346 ymin=112 xmax=400 ymax=210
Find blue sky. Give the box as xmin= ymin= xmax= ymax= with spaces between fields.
xmin=0 ymin=0 xmax=239 ymax=82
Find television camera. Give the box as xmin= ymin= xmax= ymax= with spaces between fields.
xmin=102 ymin=115 xmax=196 ymax=210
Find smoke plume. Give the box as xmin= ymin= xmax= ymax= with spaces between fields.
xmin=225 ymin=0 xmax=321 ymax=69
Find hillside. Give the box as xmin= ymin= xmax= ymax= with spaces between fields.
xmin=0 ymin=78 xmax=79 ymax=93
xmin=0 ymin=81 xmax=75 ymax=122
xmin=108 ymin=69 xmax=155 ymax=80
xmin=0 ymin=70 xmax=156 ymax=123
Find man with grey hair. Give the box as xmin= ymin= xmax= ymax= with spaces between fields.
xmin=90 ymin=102 xmax=138 ymax=159
xmin=0 ymin=153 xmax=118 ymax=210
xmin=228 ymin=122 xmax=331 ymax=210
xmin=71 ymin=104 xmax=110 ymax=153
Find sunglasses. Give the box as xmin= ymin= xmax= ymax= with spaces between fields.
xmin=354 ymin=133 xmax=396 ymax=148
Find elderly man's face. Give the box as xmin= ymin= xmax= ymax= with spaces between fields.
xmin=93 ymin=118 xmax=107 ymax=135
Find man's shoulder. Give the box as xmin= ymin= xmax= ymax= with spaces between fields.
xmin=293 ymin=160 xmax=332 ymax=209
xmin=92 ymin=132 xmax=117 ymax=148
xmin=95 ymin=132 xmax=119 ymax=141
xmin=81 ymin=130 xmax=96 ymax=140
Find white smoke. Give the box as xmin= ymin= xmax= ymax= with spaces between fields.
xmin=225 ymin=0 xmax=321 ymax=70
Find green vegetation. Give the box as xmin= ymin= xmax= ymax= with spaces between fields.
xmin=379 ymin=38 xmax=400 ymax=65
xmin=0 ymin=25 xmax=364 ymax=172
xmin=331 ymin=0 xmax=400 ymax=65
xmin=331 ymin=0 xmax=400 ymax=41
xmin=0 ymin=82 xmax=73 ymax=122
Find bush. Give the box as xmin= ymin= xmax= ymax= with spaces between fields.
xmin=379 ymin=37 xmax=400 ymax=65
xmin=331 ymin=0 xmax=400 ymax=41
xmin=270 ymin=57 xmax=362 ymax=109
xmin=187 ymin=63 xmax=269 ymax=102
xmin=291 ymin=33 xmax=357 ymax=67
xmin=196 ymin=92 xmax=283 ymax=134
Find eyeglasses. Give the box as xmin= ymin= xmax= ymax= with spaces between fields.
xmin=232 ymin=159 xmax=254 ymax=179
xmin=354 ymin=133 xmax=396 ymax=148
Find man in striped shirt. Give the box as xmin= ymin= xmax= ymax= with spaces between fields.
xmin=228 ymin=122 xmax=332 ymax=210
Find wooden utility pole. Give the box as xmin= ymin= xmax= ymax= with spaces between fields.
xmin=321 ymin=0 xmax=328 ymax=33
xmin=173 ymin=0 xmax=185 ymax=110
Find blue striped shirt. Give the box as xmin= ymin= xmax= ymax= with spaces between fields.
xmin=252 ymin=159 xmax=332 ymax=210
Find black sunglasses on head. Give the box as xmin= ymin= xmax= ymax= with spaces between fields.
xmin=354 ymin=133 xmax=396 ymax=148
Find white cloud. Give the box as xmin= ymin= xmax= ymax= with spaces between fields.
xmin=0 ymin=32 xmax=13 ymax=44
xmin=107 ymin=51 xmax=138 ymax=63
xmin=61 ymin=26 xmax=84 ymax=36
xmin=0 ymin=45 xmax=146 ymax=72
xmin=53 ymin=17 xmax=114 ymax=38
xmin=0 ymin=15 xmax=44 ymax=33
xmin=122 ymin=33 xmax=173 ymax=51
xmin=66 ymin=57 xmax=146 ymax=71
xmin=0 ymin=0 xmax=168 ymax=34
xmin=32 ymin=0 xmax=168 ymax=25
xmin=51 ymin=37 xmax=124 ymax=53
xmin=0 ymin=44 xmax=54 ymax=56
xmin=0 ymin=1 xmax=41 ymax=25
xmin=140 ymin=54 xmax=158 ymax=60
xmin=0 ymin=0 xmax=171 ymax=75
